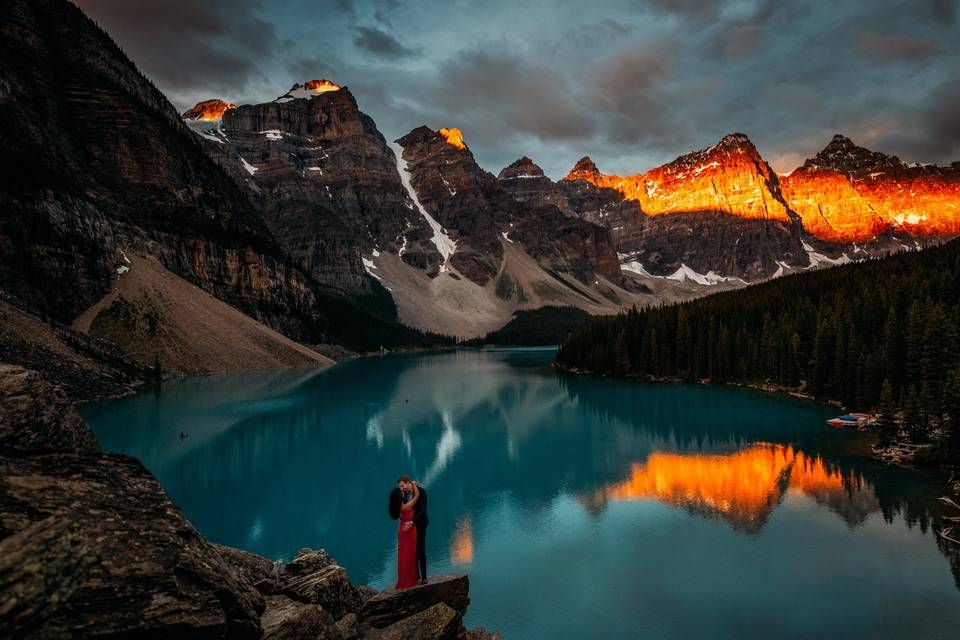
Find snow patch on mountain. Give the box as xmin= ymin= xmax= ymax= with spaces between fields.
xmin=666 ymin=264 xmax=742 ymax=286
xmin=239 ymin=156 xmax=258 ymax=175
xmin=620 ymin=260 xmax=654 ymax=278
xmin=388 ymin=141 xmax=457 ymax=270
xmin=802 ymin=237 xmax=852 ymax=267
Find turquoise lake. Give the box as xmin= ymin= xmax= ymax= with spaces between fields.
xmin=83 ymin=348 xmax=960 ymax=639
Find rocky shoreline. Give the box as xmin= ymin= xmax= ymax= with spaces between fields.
xmin=0 ymin=363 xmax=499 ymax=639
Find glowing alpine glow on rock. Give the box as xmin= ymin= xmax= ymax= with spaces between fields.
xmin=563 ymin=133 xmax=960 ymax=241
xmin=562 ymin=134 xmax=792 ymax=223
xmin=275 ymin=80 xmax=342 ymax=102
xmin=181 ymin=99 xmax=237 ymax=121
xmin=439 ymin=127 xmax=466 ymax=150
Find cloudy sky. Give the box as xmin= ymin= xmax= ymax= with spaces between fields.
xmin=77 ymin=0 xmax=959 ymax=178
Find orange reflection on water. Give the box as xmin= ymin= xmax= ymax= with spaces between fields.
xmin=450 ymin=515 xmax=474 ymax=566
xmin=587 ymin=444 xmax=867 ymax=531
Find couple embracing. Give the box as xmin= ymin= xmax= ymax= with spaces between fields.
xmin=388 ymin=476 xmax=429 ymax=589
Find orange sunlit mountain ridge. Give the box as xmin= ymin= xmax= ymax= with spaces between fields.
xmin=562 ymin=133 xmax=960 ymax=243
xmin=181 ymin=98 xmax=237 ymax=121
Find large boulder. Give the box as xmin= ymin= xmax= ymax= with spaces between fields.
xmin=213 ymin=542 xmax=280 ymax=586
xmin=369 ymin=602 xmax=462 ymax=640
xmin=0 ymin=364 xmax=99 ymax=451
xmin=260 ymin=594 xmax=343 ymax=640
xmin=0 ymin=451 xmax=265 ymax=638
xmin=359 ymin=575 xmax=469 ymax=629
xmin=276 ymin=548 xmax=361 ymax=619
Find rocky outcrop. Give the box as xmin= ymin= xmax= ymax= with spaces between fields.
xmin=0 ymin=364 xmax=99 ymax=451
xmin=497 ymin=156 xmax=573 ymax=215
xmin=0 ymin=293 xmax=144 ymax=402
xmin=0 ymin=363 xmax=494 ymax=639
xmin=0 ymin=450 xmax=266 ymax=638
xmin=359 ymin=575 xmax=470 ymax=629
xmin=370 ymin=603 xmax=462 ymax=640
xmin=780 ymin=134 xmax=960 ymax=242
xmin=260 ymin=595 xmax=343 ymax=640
xmin=274 ymin=549 xmax=362 ymax=619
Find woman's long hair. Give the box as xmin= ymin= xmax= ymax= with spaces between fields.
xmin=388 ymin=487 xmax=402 ymax=520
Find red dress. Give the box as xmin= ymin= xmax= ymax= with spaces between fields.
xmin=396 ymin=508 xmax=418 ymax=589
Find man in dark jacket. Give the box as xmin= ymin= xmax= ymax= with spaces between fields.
xmin=398 ymin=476 xmax=429 ymax=584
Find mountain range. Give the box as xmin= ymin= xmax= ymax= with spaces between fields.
xmin=2 ymin=0 xmax=959 ymax=380
xmin=183 ymin=81 xmax=960 ymax=337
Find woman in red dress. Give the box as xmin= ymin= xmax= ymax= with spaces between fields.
xmin=389 ymin=483 xmax=420 ymax=589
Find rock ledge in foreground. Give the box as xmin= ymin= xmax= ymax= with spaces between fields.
xmin=359 ymin=574 xmax=470 ymax=629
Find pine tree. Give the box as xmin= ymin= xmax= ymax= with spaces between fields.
xmin=903 ymin=385 xmax=927 ymax=444
xmin=877 ymin=380 xmax=898 ymax=447
xmin=942 ymin=369 xmax=960 ymax=455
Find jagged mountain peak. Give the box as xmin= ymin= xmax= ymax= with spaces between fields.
xmin=438 ymin=127 xmax=466 ymax=149
xmin=564 ymin=156 xmax=600 ymax=181
xmin=659 ymin=132 xmax=763 ymax=178
xmin=804 ymin=134 xmax=903 ymax=174
xmin=498 ymin=156 xmax=546 ymax=180
xmin=717 ymin=132 xmax=753 ymax=148
xmin=398 ymin=126 xmax=470 ymax=153
xmin=182 ymin=99 xmax=236 ymax=121
xmin=275 ymin=79 xmax=341 ymax=103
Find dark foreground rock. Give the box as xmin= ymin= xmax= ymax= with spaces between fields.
xmin=360 ymin=575 xmax=470 ymax=629
xmin=0 ymin=364 xmax=99 ymax=451
xmin=0 ymin=452 xmax=265 ymax=638
xmin=260 ymin=594 xmax=342 ymax=640
xmin=0 ymin=363 xmax=497 ymax=639
xmin=370 ymin=602 xmax=462 ymax=640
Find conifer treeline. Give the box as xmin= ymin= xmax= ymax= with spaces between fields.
xmin=555 ymin=241 xmax=960 ymax=457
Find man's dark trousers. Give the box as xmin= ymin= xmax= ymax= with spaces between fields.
xmin=416 ymin=522 xmax=427 ymax=580
xmin=414 ymin=485 xmax=429 ymax=580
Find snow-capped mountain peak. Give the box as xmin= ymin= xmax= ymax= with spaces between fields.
xmin=274 ymin=79 xmax=342 ymax=103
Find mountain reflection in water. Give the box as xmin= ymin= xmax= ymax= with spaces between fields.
xmin=584 ymin=444 xmax=877 ymax=532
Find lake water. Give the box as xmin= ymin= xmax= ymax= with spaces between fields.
xmin=83 ymin=349 xmax=960 ymax=639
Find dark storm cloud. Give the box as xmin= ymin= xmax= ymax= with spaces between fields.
xmin=641 ymin=0 xmax=724 ymax=23
xmin=716 ymin=24 xmax=765 ymax=58
xmin=426 ymin=45 xmax=595 ymax=143
xmin=75 ymin=0 xmax=960 ymax=176
xmin=588 ymin=46 xmax=674 ymax=145
xmin=76 ymin=0 xmax=278 ymax=98
xmin=352 ymin=26 xmax=419 ymax=57
xmin=877 ymin=78 xmax=960 ymax=162
xmin=855 ymin=31 xmax=942 ymax=62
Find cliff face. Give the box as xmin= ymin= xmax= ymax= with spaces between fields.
xmin=562 ymin=134 xmax=792 ymax=222
xmin=196 ymin=85 xmax=427 ymax=295
xmin=395 ymin=126 xmax=505 ymax=284
xmin=396 ymin=127 xmax=623 ymax=287
xmin=0 ymin=0 xmax=322 ymax=341
xmin=497 ymin=156 xmax=574 ymax=215
xmin=555 ymin=136 xmax=806 ymax=280
xmin=780 ymin=135 xmax=960 ymax=242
